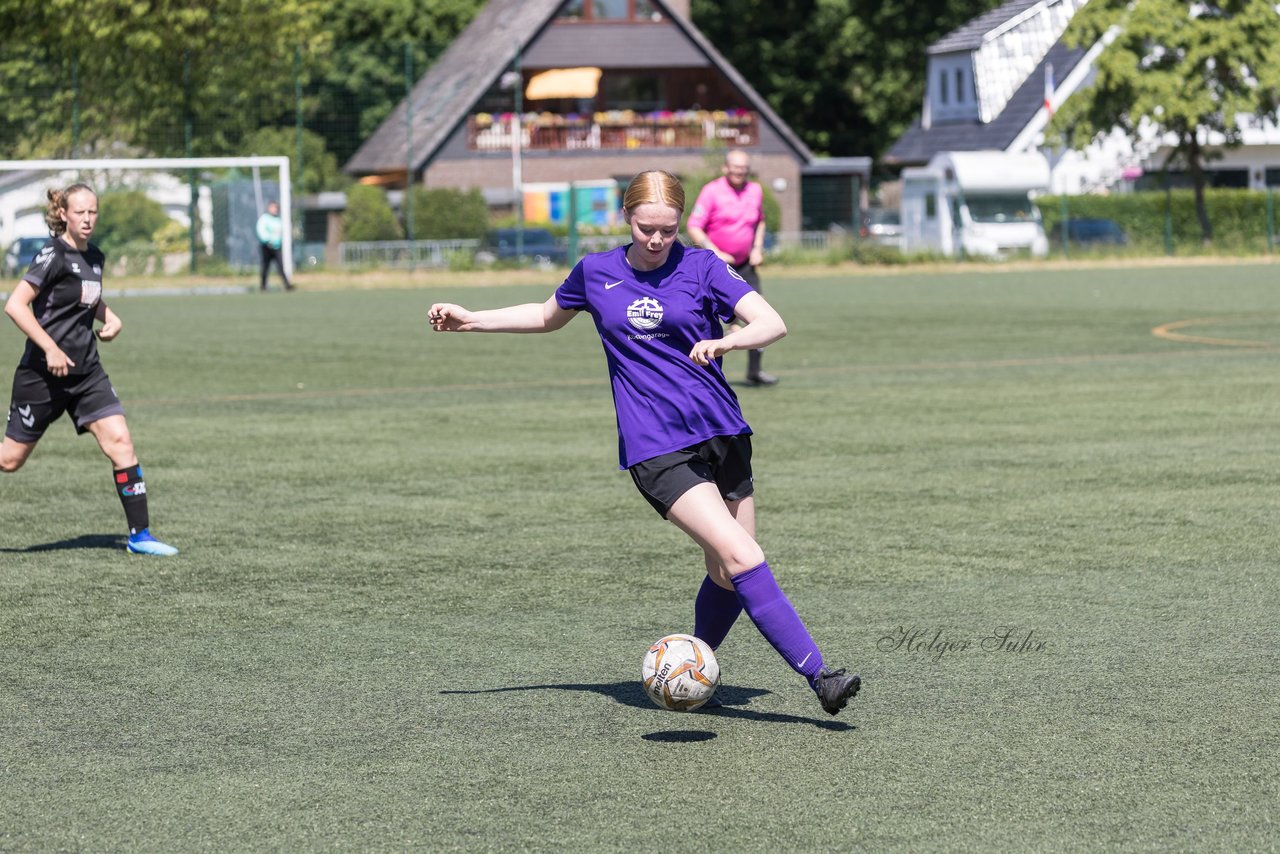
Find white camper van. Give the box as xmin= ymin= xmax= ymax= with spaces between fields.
xmin=900 ymin=150 xmax=1050 ymax=259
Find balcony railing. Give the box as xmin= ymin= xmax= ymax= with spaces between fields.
xmin=468 ymin=110 xmax=758 ymax=152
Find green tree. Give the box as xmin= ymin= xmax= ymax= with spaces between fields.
xmin=311 ymin=0 xmax=484 ymax=165
xmin=342 ymin=184 xmax=403 ymax=241
xmin=242 ymin=127 xmax=350 ymax=195
xmin=0 ymin=0 xmax=329 ymax=159
xmin=404 ymin=187 xmax=489 ymax=239
xmin=690 ymin=0 xmax=1004 ymax=158
xmin=93 ymin=190 xmax=171 ymax=254
xmin=1052 ymin=0 xmax=1280 ymax=243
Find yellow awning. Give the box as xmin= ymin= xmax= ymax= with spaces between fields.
xmin=525 ymin=67 xmax=602 ymax=101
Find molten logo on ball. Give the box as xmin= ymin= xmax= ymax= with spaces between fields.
xmin=641 ymin=633 xmax=719 ymax=711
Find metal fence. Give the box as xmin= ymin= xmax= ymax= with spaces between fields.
xmin=320 ymin=231 xmax=845 ymax=271
xmin=339 ymin=239 xmax=481 ymax=270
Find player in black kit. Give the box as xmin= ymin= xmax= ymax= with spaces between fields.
xmin=2 ymin=184 xmax=178 ymax=556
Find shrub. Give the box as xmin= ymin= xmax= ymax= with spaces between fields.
xmin=1036 ymin=188 xmax=1280 ymax=253
xmin=95 ymin=190 xmax=170 ymax=255
xmin=342 ymin=184 xmax=403 ymax=242
xmin=403 ymin=187 xmax=489 ymax=240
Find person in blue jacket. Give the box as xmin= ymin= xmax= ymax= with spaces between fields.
xmin=255 ymin=201 xmax=294 ymax=292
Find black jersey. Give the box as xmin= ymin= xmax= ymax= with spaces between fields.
xmin=18 ymin=237 xmax=105 ymax=375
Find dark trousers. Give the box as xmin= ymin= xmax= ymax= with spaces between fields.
xmin=260 ymin=244 xmax=291 ymax=290
xmin=732 ymin=262 xmax=765 ymax=377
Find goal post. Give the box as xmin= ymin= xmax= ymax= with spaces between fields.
xmin=0 ymin=156 xmax=293 ymax=278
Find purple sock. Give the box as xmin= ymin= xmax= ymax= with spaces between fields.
xmin=694 ymin=574 xmax=742 ymax=650
xmin=732 ymin=561 xmax=824 ymax=683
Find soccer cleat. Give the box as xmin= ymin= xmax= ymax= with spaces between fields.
xmin=745 ymin=371 xmax=779 ymax=386
xmin=813 ymin=667 xmax=861 ymax=715
xmin=126 ymin=529 xmax=179 ymax=556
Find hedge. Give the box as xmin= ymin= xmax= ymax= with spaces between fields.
xmin=1036 ymin=188 xmax=1280 ymax=252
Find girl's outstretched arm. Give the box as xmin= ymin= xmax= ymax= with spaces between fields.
xmin=428 ymin=295 xmax=575 ymax=334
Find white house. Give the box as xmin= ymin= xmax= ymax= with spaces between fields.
xmin=885 ymin=0 xmax=1280 ymax=194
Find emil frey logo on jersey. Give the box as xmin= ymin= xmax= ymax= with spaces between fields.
xmin=626 ymin=297 xmax=663 ymax=330
xmin=625 ymin=297 xmax=670 ymax=341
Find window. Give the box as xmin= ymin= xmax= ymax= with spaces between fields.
xmin=939 ymin=70 xmax=949 ymax=105
xmin=603 ymin=73 xmax=663 ymax=111
xmin=593 ymin=0 xmax=627 ymax=17
xmin=557 ymin=0 xmax=663 ymax=20
xmin=955 ymin=69 xmax=964 ymax=103
xmin=965 ymin=195 xmax=1038 ymax=223
xmin=635 ymin=0 xmax=661 ymax=20
xmin=925 ymin=193 xmax=937 ymax=219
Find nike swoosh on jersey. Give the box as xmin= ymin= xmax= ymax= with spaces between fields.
xmin=605 ymin=280 xmax=623 ymax=289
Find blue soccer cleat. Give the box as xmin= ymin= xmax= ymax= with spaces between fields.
xmin=126 ymin=529 xmax=179 ymax=556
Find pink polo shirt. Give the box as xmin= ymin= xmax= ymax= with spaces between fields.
xmin=687 ymin=176 xmax=763 ymax=266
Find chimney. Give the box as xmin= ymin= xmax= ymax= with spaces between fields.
xmin=664 ymin=0 xmax=690 ymax=20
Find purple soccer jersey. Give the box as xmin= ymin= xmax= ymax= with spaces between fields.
xmin=555 ymin=242 xmax=756 ymax=468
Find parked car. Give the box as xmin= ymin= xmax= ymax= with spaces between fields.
xmin=860 ymin=208 xmax=902 ymax=247
xmin=1050 ymin=218 xmax=1128 ymax=246
xmin=3 ymin=236 xmax=49 ymax=277
xmin=479 ymin=227 xmax=568 ymax=267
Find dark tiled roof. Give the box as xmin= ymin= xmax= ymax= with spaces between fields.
xmin=345 ymin=0 xmax=561 ymax=176
xmin=344 ymin=0 xmax=812 ymax=176
xmin=884 ymin=41 xmax=1086 ymax=166
xmin=929 ymin=0 xmax=1044 ymax=55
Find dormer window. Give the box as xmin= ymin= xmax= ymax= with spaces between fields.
xmin=558 ymin=0 xmax=663 ymax=21
xmin=928 ymin=54 xmax=978 ymax=123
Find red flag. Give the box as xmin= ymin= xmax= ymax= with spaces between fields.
xmin=1044 ymin=63 xmax=1055 ymax=117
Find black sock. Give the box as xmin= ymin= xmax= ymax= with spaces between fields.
xmin=113 ymin=465 xmax=150 ymax=536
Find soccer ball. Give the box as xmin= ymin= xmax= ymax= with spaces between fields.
xmin=641 ymin=633 xmax=720 ymax=712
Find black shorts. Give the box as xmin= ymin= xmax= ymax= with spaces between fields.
xmin=6 ymin=364 xmax=125 ymax=442
xmin=628 ymin=434 xmax=754 ymax=518
xmin=732 ymin=261 xmax=760 ymax=293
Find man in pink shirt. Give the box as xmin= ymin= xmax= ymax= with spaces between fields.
xmin=687 ymin=149 xmax=776 ymax=386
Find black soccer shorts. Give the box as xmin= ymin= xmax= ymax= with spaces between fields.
xmin=628 ymin=434 xmax=754 ymax=519
xmin=5 ymin=364 xmax=125 ymax=442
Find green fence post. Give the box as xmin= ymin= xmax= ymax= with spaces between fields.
xmin=403 ymin=42 xmax=415 ymax=270
xmin=70 ymin=52 xmax=79 ymax=160
xmin=1267 ymin=187 xmax=1275 ymax=254
xmin=184 ymin=50 xmax=197 ymax=273
xmin=567 ymin=182 xmax=578 ymax=265
xmin=294 ymin=46 xmax=305 ymax=272
xmin=1059 ymin=193 xmax=1069 ymax=259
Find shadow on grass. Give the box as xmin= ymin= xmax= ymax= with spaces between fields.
xmin=0 ymin=533 xmax=127 ymax=553
xmin=441 ymin=680 xmax=855 ymax=731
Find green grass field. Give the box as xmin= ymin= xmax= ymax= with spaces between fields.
xmin=2 ymin=262 xmax=1278 ymax=851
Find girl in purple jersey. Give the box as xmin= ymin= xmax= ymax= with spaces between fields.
xmin=429 ymin=171 xmax=859 ymax=716
xmin=2 ymin=184 xmax=178 ymax=556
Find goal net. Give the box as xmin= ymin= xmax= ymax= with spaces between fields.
xmin=0 ymin=156 xmax=292 ymax=278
